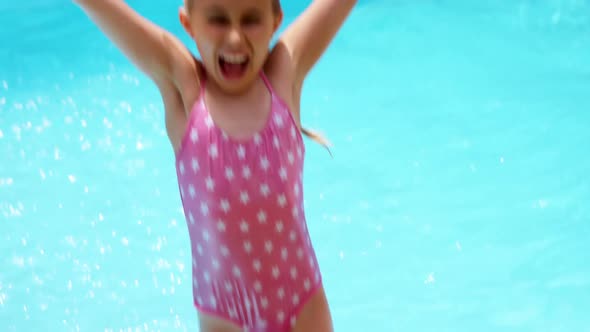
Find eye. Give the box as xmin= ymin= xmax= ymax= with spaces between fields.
xmin=208 ymin=15 xmax=229 ymax=25
xmin=242 ymin=15 xmax=261 ymax=26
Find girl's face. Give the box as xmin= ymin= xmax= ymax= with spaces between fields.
xmin=180 ymin=0 xmax=282 ymax=94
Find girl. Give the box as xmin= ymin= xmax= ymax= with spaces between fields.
xmin=73 ymin=0 xmax=356 ymax=331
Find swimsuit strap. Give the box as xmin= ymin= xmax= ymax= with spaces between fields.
xmin=259 ymin=71 xmax=275 ymax=96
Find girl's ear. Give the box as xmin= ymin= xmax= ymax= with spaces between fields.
xmin=179 ymin=6 xmax=193 ymax=38
xmin=273 ymin=11 xmax=284 ymax=33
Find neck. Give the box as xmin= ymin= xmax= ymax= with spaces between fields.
xmin=207 ymin=72 xmax=265 ymax=99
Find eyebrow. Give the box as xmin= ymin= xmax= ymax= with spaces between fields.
xmin=204 ymin=5 xmax=226 ymax=15
xmin=243 ymin=7 xmax=262 ymax=16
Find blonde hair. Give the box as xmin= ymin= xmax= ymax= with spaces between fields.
xmin=184 ymin=0 xmax=332 ymax=156
xmin=185 ymin=0 xmax=281 ymax=14
xmin=302 ymin=127 xmax=332 ymax=156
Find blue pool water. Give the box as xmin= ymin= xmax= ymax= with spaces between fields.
xmin=2 ymin=0 xmax=590 ymax=331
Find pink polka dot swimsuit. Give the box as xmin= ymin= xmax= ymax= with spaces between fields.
xmin=175 ymin=72 xmax=322 ymax=331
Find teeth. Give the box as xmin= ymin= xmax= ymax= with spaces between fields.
xmin=220 ymin=53 xmax=248 ymax=64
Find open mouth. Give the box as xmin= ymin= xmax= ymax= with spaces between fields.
xmin=218 ymin=53 xmax=250 ymax=80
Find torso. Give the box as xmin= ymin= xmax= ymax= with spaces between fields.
xmin=172 ymin=67 xmax=322 ymax=329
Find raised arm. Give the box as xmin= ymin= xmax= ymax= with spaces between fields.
xmin=278 ymin=0 xmax=357 ymax=85
xmin=73 ymin=0 xmax=192 ymax=85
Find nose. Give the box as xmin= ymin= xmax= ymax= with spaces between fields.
xmin=227 ymin=27 xmax=243 ymax=47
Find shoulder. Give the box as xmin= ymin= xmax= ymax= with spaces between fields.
xmin=264 ymin=41 xmax=303 ymax=126
xmin=156 ymin=43 xmax=203 ymax=116
xmin=156 ymin=48 xmax=204 ymax=153
xmin=168 ymin=44 xmax=203 ymax=100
